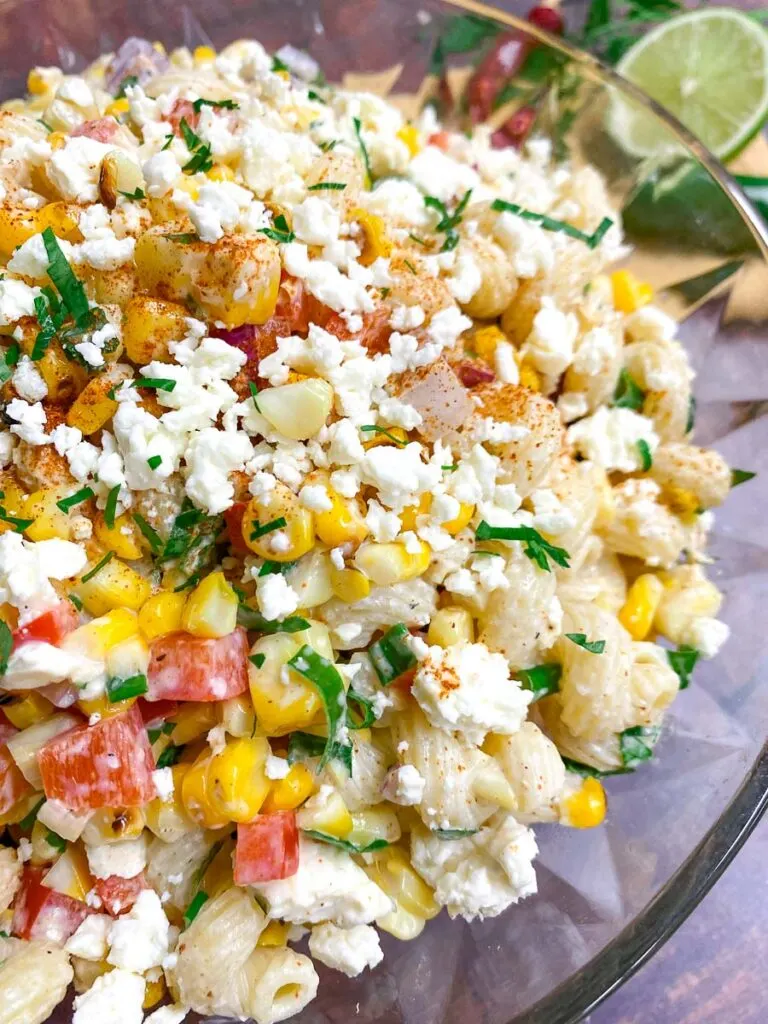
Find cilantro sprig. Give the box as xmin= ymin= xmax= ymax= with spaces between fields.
xmin=287 ymin=730 xmax=352 ymax=775
xmin=517 ymin=663 xmax=562 ymax=701
xmin=303 ymin=829 xmax=388 ymax=854
xmin=731 ymin=469 xmax=756 ymax=488
xmin=637 ymin=439 xmax=653 ymax=471
xmin=368 ymin=624 xmax=417 ymax=685
xmin=613 ymin=368 xmax=646 ymax=410
xmin=565 ymin=633 xmax=606 ymax=654
xmin=259 ymin=214 xmax=295 ymax=244
xmin=425 ymin=189 xmax=472 ymax=252
xmin=619 ymin=725 xmax=660 ymax=769
xmin=491 ymin=200 xmax=612 ymax=250
xmin=192 ymin=97 xmax=239 ymax=113
xmin=0 ymin=621 xmax=12 ymax=677
xmin=352 ymin=117 xmax=373 ymax=185
xmin=179 ymin=118 xmax=213 ymax=174
xmin=667 ymin=645 xmax=699 ymax=690
xmin=475 ymin=521 xmax=570 ymax=572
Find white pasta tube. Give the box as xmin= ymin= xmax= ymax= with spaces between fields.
xmin=478 ymin=551 xmax=559 ymax=669
xmin=0 ymin=938 xmax=73 ymax=1024
xmin=650 ymin=442 xmax=731 ymax=509
xmin=485 ymin=721 xmax=566 ymax=821
xmin=241 ymin=947 xmax=319 ymax=1024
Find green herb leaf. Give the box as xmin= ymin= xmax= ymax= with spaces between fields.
xmin=183 ymin=890 xmax=209 ymax=927
xmin=475 ymin=521 xmax=570 ymax=572
xmin=429 ymin=13 xmax=500 ymax=74
xmin=133 ymin=377 xmax=177 ymax=392
xmin=441 ymin=464 xmax=458 ymax=472
xmin=56 ymin=487 xmax=94 ymax=513
xmin=319 ymin=139 xmax=338 ymax=152
xmin=408 ymin=233 xmax=429 ymax=247
xmin=0 ymin=343 xmax=20 ymax=384
xmin=106 ymin=673 xmax=148 ymax=703
xmin=115 ymin=74 xmax=139 ymax=98
xmin=302 ymin=829 xmax=388 ymax=854
xmin=68 ymin=593 xmax=83 ymax=612
xmin=565 ymin=632 xmax=606 ymax=654
xmin=517 ymin=663 xmax=562 ymax=701
xmin=307 ymin=182 xmax=347 ymax=191
xmin=118 ymin=187 xmax=145 ymax=200
xmin=433 ymin=828 xmax=479 ymax=840
xmin=18 ymin=796 xmax=46 ymax=832
xmin=132 ymin=513 xmax=163 ymax=554
xmin=192 ymin=97 xmax=239 ymax=113
xmin=287 ymin=730 xmax=352 ymax=775
xmin=156 ymin=743 xmax=185 ymax=769
xmin=81 ymin=550 xmax=114 ymax=584
xmin=613 ymin=368 xmax=646 ymax=411
xmin=731 ymin=468 xmax=756 ymax=488
xmin=161 ymin=134 xmax=174 ymax=150
xmin=248 ymin=381 xmax=261 ymax=409
xmin=0 ymin=621 xmax=12 ymax=677
xmin=353 ymin=116 xmax=373 ymax=185
xmin=666 ymin=644 xmax=699 ymax=690
xmin=359 ymin=424 xmax=407 ymax=447
xmin=237 ymin=605 xmax=311 ymax=634
xmin=31 ymin=294 xmax=58 ymax=360
xmin=174 ymin=573 xmax=201 ymax=593
xmin=41 ymin=228 xmax=90 ymax=326
xmin=250 ymin=517 xmax=287 ymax=541
xmin=165 ymin=232 xmax=199 ymax=244
xmin=0 ymin=506 xmax=33 ymax=533
xmin=490 ymin=200 xmax=612 ymax=250
xmin=271 ymin=55 xmax=290 ymax=73
xmin=619 ymin=725 xmax=660 ymax=769
xmin=425 ymin=189 xmax=472 ymax=251
xmin=637 ymin=439 xmax=653 ymax=471
xmin=258 ymin=560 xmax=296 ymax=577
xmin=147 ymin=455 xmax=162 ymax=471
xmin=104 ymin=485 xmax=120 ymax=530
xmin=368 ymin=623 xmax=417 ymax=685
xmin=686 ymin=394 xmax=696 ymax=434
xmin=403 ymin=259 xmax=417 ymax=274
xmin=346 ymin=688 xmax=377 ymax=729
xmin=561 ymin=757 xmax=627 ymax=778
xmin=259 ymin=213 xmax=295 ymax=244
xmin=249 ymin=653 xmax=266 ymax=669
xmin=286 ymin=645 xmax=347 ymax=771
xmin=44 ymin=829 xmax=66 ymax=853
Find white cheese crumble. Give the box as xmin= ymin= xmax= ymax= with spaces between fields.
xmin=382 ymin=764 xmax=426 ymax=806
xmin=308 ymin=922 xmax=383 ymax=977
xmin=567 ymin=406 xmax=659 ymax=472
xmin=72 ymin=968 xmax=146 ymax=1024
xmin=85 ymin=834 xmax=147 ymax=881
xmin=107 ymin=889 xmax=171 ymax=973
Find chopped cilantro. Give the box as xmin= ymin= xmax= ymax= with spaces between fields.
xmin=475 ymin=521 xmax=570 ymax=572
xmin=565 ymin=632 xmax=606 ymax=654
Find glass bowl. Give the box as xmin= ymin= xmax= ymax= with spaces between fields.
xmin=7 ymin=0 xmax=766 ymax=1020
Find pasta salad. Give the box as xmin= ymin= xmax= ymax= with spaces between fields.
xmin=0 ymin=32 xmax=740 ymax=1024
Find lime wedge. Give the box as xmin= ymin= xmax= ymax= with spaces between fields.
xmin=607 ymin=8 xmax=768 ymax=161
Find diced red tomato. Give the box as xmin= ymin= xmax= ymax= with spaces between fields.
xmin=167 ymin=98 xmax=199 ymax=133
xmin=93 ymin=871 xmax=148 ymax=916
xmin=428 ymin=130 xmax=452 ymax=151
xmin=12 ymin=601 xmax=79 ymax=648
xmin=223 ymin=501 xmax=249 ymax=554
xmin=138 ymin=698 xmax=180 ymax=728
xmin=234 ymin=812 xmax=299 ymax=884
xmin=146 ymin=627 xmax=249 ymax=703
xmin=0 ymin=723 xmax=33 ymax=816
xmin=12 ymin=866 xmax=88 ymax=944
xmin=37 ymin=705 xmax=156 ymax=813
xmin=325 ymin=306 xmax=393 ymax=355
xmin=71 ymin=117 xmax=120 ymax=142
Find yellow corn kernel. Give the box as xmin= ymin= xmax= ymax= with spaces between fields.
xmin=74 ymin=556 xmax=151 ymax=617
xmin=64 ymin=608 xmax=140 ymax=659
xmin=398 ymin=494 xmax=429 ymax=532
xmin=218 ymin=694 xmax=257 ymax=739
xmin=193 ymin=45 xmax=218 ymax=62
xmin=593 ymin=468 xmax=616 ymax=530
xmin=0 ymin=206 xmax=45 ymax=257
xmin=0 ymin=603 xmax=18 ymax=629
xmin=207 ymin=164 xmax=235 ymax=182
xmin=106 ymin=633 xmax=149 ymax=680
xmin=248 ymin=626 xmax=331 ymax=736
xmin=396 ymin=123 xmax=420 ymax=157
xmin=256 ymin=378 xmax=334 ymax=441
xmin=354 ymin=540 xmax=431 ymax=586
xmin=611 ymin=269 xmax=653 ymax=314
xmin=347 ymin=807 xmax=401 ymax=848
xmin=618 ymin=573 xmax=664 ymax=641
xmin=182 ymin=737 xmax=271 ymax=828
xmin=143 ymin=976 xmax=166 ymax=1010
xmin=47 ymin=131 xmax=67 ymax=151
xmin=562 ymin=777 xmax=606 ymax=828
xmin=105 ymin=97 xmax=130 ymax=117
xmin=473 ymin=324 xmax=506 ymax=362
xmin=364 ymin=845 xmax=440 ymax=920
xmin=427 ymin=606 xmax=474 ymax=648
xmin=261 ymin=762 xmax=315 ymax=812
xmin=180 ymin=758 xmax=231 ymax=830
xmin=661 ymin=485 xmax=700 ymax=521
xmin=351 ymin=207 xmax=392 ymax=265
xmin=34 ymin=341 xmax=88 ymax=404
xmin=77 ymin=691 xmax=136 ymax=720
xmin=518 ymin=360 xmax=541 ymax=392
xmin=30 ymin=819 xmax=64 ymax=865
xmin=243 ymin=481 xmax=315 ymax=562
xmin=257 ymin=919 xmax=291 ymax=947
xmin=41 ymin=845 xmax=92 ymax=902
xmin=122 ymin=295 xmax=189 ymax=365
xmin=296 ymin=787 xmax=353 ymax=838
xmin=3 ymin=692 xmax=53 ymax=730
xmin=440 ymin=498 xmax=474 ymax=535
xmin=66 ymin=375 xmax=119 ymax=436
xmin=169 ymin=703 xmax=218 ymax=745
xmin=37 ymin=202 xmax=82 ymax=243
xmin=27 ymin=68 xmax=53 ymax=95
xmin=329 ymin=565 xmax=371 ymax=603
xmin=138 ymin=591 xmax=186 ymax=640
xmin=313 ymin=487 xmax=368 ymax=549
xmin=181 ymin=571 xmax=237 ymax=639
xmin=362 ymin=425 xmax=408 ymax=451
xmin=21 ymin=486 xmax=73 ymax=542
xmin=145 ymin=764 xmax=196 ymax=843
xmin=93 ymin=512 xmax=144 ymax=561
xmin=81 ymin=807 xmax=146 ymax=845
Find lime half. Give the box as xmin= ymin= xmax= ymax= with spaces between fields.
xmin=607 ymin=8 xmax=768 ymax=161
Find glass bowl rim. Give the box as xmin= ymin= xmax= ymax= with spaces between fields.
xmin=437 ymin=2 xmax=768 ymax=1020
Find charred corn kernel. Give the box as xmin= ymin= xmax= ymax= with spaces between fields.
xmin=75 ymin=557 xmax=151 ymax=616
xmin=562 ymin=777 xmax=606 ymax=828
xmin=248 ymin=628 xmax=331 ymax=736
xmin=207 ymin=163 xmax=235 ymax=181
xmin=93 ymin=512 xmax=144 ymax=561
xmin=219 ymin=694 xmax=257 ymax=738
xmin=261 ymin=762 xmax=315 ymax=812
xmin=313 ymin=488 xmax=368 ymax=549
xmin=351 ymin=207 xmax=392 ymax=265
xmin=143 ymin=976 xmax=166 ymax=1010
xmin=296 ymin=787 xmax=353 ymax=838
xmin=473 ymin=324 xmax=506 ymax=362
xmin=169 ymin=703 xmax=218 ymax=745
xmin=81 ymin=807 xmax=146 ymax=845
xmin=182 ymin=737 xmax=271 ymax=827
xmin=661 ymin=485 xmax=699 ymax=521
xmin=35 ymin=341 xmax=88 ymax=403
xmin=256 ymin=378 xmax=334 ymax=441
xmin=329 ymin=565 xmax=371 ymax=603
xmin=122 ymin=296 xmax=189 ymax=364
xmin=194 ymin=45 xmax=217 ymax=63
xmin=3 ymin=692 xmax=53 ymax=730
xmin=105 ymin=97 xmax=130 ymax=117
xmin=66 ymin=375 xmax=119 ymax=436
xmin=22 ymin=486 xmax=73 ymax=542
xmin=78 ymin=691 xmax=136 ymax=720
xmin=257 ymin=919 xmax=291 ymax=947
xmin=611 ymin=270 xmax=653 ymax=314
xmin=64 ymin=608 xmax=139 ymax=658
xmin=138 ymin=591 xmax=186 ymax=640
xmin=354 ymin=540 xmax=431 ymax=586
xmin=427 ymin=606 xmax=475 ymax=648
xmin=37 ymin=202 xmax=82 ymax=242
xmin=364 ymin=845 xmax=440 ymax=920
xmin=243 ymin=481 xmax=315 ymax=562
xmin=362 ymin=425 xmax=408 ymax=451
xmin=518 ymin=360 xmax=541 ymax=392
xmin=181 ymin=571 xmax=238 ymax=639
xmin=30 ymin=819 xmax=64 ymax=865
xmin=145 ymin=764 xmax=196 ymax=843
xmin=396 ymin=123 xmax=420 ymax=157
xmin=41 ymin=845 xmax=92 ymax=901
xmin=618 ymin=574 xmax=664 ymax=641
